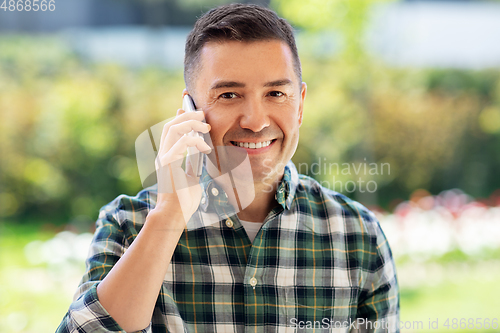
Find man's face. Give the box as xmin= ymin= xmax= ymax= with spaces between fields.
xmin=189 ymin=39 xmax=307 ymax=184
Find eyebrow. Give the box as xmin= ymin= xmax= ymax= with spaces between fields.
xmin=209 ymin=79 xmax=293 ymax=90
xmin=210 ymin=81 xmax=245 ymax=90
xmin=264 ymin=79 xmax=293 ymax=87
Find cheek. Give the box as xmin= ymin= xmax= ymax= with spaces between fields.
xmin=203 ymin=107 xmax=219 ymax=127
xmin=204 ymin=112 xmax=228 ymax=143
xmin=280 ymin=120 xmax=300 ymax=154
xmin=281 ymin=118 xmax=301 ymax=139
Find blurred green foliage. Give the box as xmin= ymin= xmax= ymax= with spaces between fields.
xmin=275 ymin=0 xmax=500 ymax=207
xmin=297 ymin=57 xmax=500 ymax=207
xmin=0 ymin=37 xmax=184 ymax=223
xmin=1 ymin=1 xmax=500 ymax=224
xmin=1 ymin=2 xmax=500 ymax=331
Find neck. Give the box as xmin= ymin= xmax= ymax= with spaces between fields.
xmin=207 ymin=168 xmax=283 ymax=223
xmin=234 ymin=180 xmax=281 ymax=222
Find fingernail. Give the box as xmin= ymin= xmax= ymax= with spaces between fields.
xmin=206 ymin=124 xmax=211 ymax=130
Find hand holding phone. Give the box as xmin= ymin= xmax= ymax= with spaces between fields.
xmin=140 ymin=95 xmax=211 ymax=223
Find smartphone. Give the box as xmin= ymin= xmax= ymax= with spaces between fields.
xmin=183 ymin=94 xmax=205 ymax=177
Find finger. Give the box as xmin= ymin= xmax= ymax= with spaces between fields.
xmin=171 ymin=136 xmax=212 ymax=158
xmin=171 ymin=120 xmax=211 ymax=136
xmin=160 ymin=110 xmax=205 ymax=149
xmin=160 ymin=121 xmax=211 ymax=154
xmin=157 ymin=136 xmax=211 ymax=169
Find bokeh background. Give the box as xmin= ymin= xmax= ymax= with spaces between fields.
xmin=1 ymin=0 xmax=500 ymax=332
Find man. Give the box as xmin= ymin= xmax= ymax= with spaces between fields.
xmin=57 ymin=3 xmax=399 ymax=333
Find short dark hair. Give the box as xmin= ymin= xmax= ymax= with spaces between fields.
xmin=184 ymin=3 xmax=301 ymax=91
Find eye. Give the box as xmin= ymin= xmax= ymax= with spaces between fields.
xmin=219 ymin=92 xmax=238 ymax=99
xmin=268 ymin=91 xmax=285 ymax=98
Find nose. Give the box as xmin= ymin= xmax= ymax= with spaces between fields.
xmin=238 ymin=98 xmax=270 ymax=133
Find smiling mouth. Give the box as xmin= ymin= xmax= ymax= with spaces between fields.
xmin=230 ymin=140 xmax=275 ymax=149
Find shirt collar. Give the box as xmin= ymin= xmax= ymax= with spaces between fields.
xmin=275 ymin=160 xmax=298 ymax=210
xmin=198 ymin=166 xmax=235 ymax=213
xmin=182 ymin=160 xmax=300 ymax=230
xmin=198 ymin=159 xmax=299 ymax=215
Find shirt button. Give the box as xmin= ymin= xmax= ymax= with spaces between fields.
xmin=225 ymin=219 xmax=234 ymax=228
xmin=211 ymin=187 xmax=219 ymax=196
xmin=249 ymin=277 xmax=257 ymax=287
xmin=201 ymin=197 xmax=206 ymax=205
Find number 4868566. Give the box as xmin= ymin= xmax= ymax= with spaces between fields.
xmin=1 ymin=0 xmax=56 ymax=11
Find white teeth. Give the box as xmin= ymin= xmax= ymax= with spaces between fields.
xmin=236 ymin=140 xmax=272 ymax=149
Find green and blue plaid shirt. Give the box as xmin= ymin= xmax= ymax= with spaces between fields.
xmin=57 ymin=161 xmax=399 ymax=333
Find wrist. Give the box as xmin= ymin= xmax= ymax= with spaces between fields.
xmin=153 ymin=192 xmax=183 ymax=215
xmin=147 ymin=201 xmax=186 ymax=231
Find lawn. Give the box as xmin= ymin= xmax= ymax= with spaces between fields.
xmin=398 ymin=260 xmax=500 ymax=332
xmin=0 ymin=221 xmax=88 ymax=333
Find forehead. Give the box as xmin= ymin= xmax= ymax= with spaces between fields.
xmin=195 ymin=40 xmax=298 ymax=87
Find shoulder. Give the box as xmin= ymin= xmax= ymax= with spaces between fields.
xmin=109 ymin=185 xmax=156 ymax=209
xmin=96 ymin=185 xmax=158 ymax=233
xmin=293 ymin=173 xmax=380 ymax=230
xmin=293 ymin=174 xmax=394 ymax=271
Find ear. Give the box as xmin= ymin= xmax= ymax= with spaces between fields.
xmin=182 ymin=88 xmax=189 ymax=98
xmin=298 ymin=82 xmax=307 ymax=127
